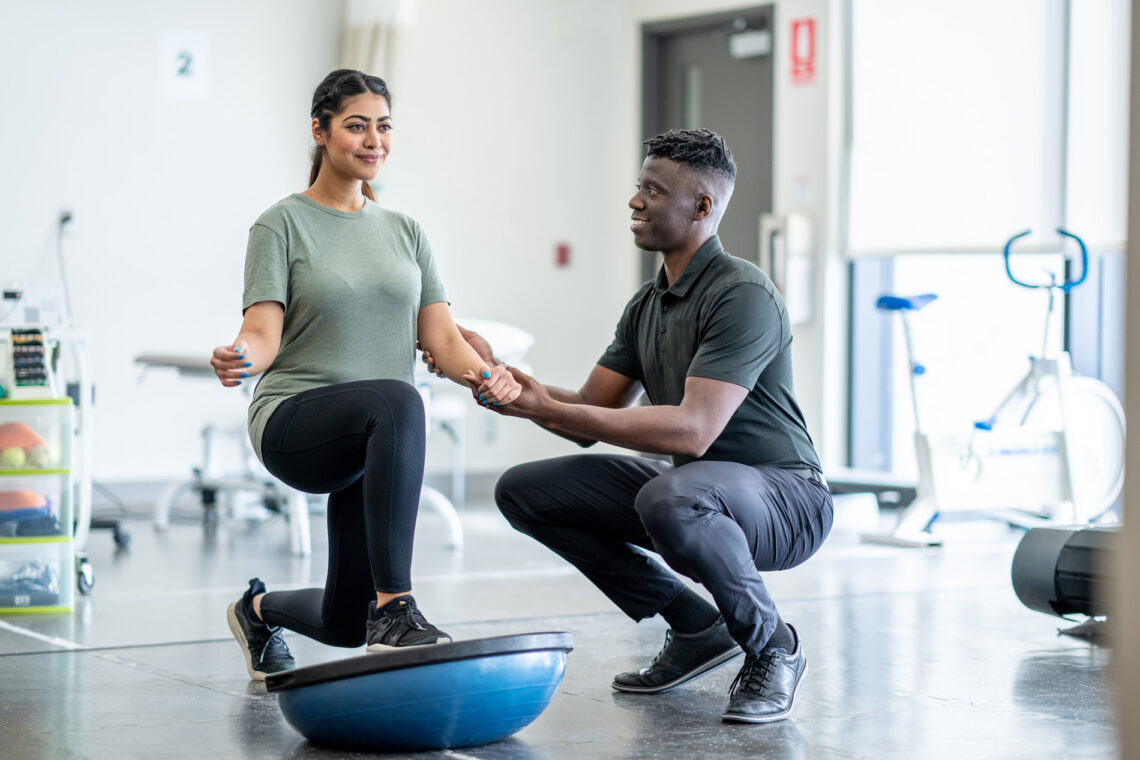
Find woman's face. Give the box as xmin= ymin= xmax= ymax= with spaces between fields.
xmin=314 ymin=92 xmax=392 ymax=183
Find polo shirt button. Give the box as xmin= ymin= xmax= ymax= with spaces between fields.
xmin=660 ymin=326 xmax=666 ymax=334
xmin=663 ymin=306 xmax=670 ymax=312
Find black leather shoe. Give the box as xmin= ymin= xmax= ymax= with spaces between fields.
xmin=612 ymin=616 xmax=741 ymax=694
xmin=722 ymin=624 xmax=806 ymax=723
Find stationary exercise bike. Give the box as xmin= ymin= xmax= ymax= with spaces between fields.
xmin=863 ymin=229 xmax=1126 ymax=547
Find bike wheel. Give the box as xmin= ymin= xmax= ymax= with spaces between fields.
xmin=1026 ymin=376 xmax=1126 ymax=523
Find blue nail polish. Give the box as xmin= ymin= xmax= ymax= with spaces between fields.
xmin=240 ymin=372 xmax=249 ymax=378
xmin=236 ymin=380 xmax=242 ymax=386
xmin=243 ymin=362 xmax=252 ymax=367
xmin=482 ymin=370 xmax=491 ymax=379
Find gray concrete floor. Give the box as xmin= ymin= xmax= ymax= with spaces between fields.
xmin=0 ymin=495 xmax=1117 ymax=759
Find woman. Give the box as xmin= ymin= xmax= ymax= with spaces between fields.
xmin=210 ymin=69 xmax=520 ymax=680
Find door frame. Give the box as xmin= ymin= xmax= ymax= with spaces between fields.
xmin=639 ymin=6 xmax=774 ymax=282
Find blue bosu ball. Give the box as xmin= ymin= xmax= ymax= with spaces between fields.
xmin=265 ymin=632 xmax=573 ymax=752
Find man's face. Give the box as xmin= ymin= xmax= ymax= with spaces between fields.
xmin=628 ymin=156 xmax=700 ymax=254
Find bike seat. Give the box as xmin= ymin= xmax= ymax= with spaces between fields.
xmin=876 ymin=294 xmax=938 ymax=312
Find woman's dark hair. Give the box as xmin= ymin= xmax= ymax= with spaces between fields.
xmin=309 ymin=69 xmax=392 ymax=201
xmin=644 ymin=128 xmax=736 ymax=186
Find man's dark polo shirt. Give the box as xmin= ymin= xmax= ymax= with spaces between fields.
xmin=597 ymin=235 xmax=821 ymax=470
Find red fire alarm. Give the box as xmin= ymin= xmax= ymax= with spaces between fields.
xmin=555 ymin=242 xmax=571 ymax=268
xmin=791 ymin=18 xmax=816 ymax=86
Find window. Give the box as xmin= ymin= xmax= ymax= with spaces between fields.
xmin=845 ymin=1 xmax=1127 ymax=474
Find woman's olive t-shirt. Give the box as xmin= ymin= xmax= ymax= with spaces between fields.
xmin=242 ymin=193 xmax=446 ymax=461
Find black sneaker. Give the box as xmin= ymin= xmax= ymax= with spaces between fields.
xmin=225 ymin=578 xmax=295 ymax=681
xmin=365 ymin=595 xmax=451 ymax=651
xmin=612 ymin=615 xmax=741 ymax=694
xmin=722 ymin=624 xmax=807 ymax=723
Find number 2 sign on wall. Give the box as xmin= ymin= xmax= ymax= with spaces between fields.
xmin=160 ymin=30 xmax=210 ymax=100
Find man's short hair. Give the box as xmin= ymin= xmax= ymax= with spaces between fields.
xmin=644 ymin=128 xmax=736 ymax=185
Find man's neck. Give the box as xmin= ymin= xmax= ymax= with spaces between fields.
xmin=660 ymin=235 xmax=714 ymax=286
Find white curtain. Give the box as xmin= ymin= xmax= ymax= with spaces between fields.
xmin=848 ymin=0 xmax=1129 ymax=256
xmin=848 ymin=0 xmax=1066 ymax=255
xmin=341 ymin=0 xmax=418 ymax=79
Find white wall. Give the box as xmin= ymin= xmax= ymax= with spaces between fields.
xmin=0 ymin=0 xmax=342 ymax=482
xmin=398 ymin=0 xmax=846 ymax=474
xmin=1116 ymin=5 xmax=1139 ymax=755
xmin=1 ymin=0 xmax=844 ymax=486
xmin=381 ymin=0 xmax=640 ymax=475
xmin=0 ymin=0 xmax=668 ymax=484
xmin=4 ymin=0 xmax=1124 ymax=531
xmin=777 ymin=0 xmax=848 ymax=469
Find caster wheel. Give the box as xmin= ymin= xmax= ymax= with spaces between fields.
xmin=113 ymin=528 xmax=131 ymax=549
xmin=77 ymin=557 xmax=95 ymax=595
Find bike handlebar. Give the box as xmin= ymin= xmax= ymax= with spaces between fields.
xmin=1002 ymin=228 xmax=1088 ymax=292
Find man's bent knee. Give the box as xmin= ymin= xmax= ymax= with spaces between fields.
xmin=633 ymin=471 xmax=696 ymax=540
xmin=494 ymin=461 xmax=544 ymax=525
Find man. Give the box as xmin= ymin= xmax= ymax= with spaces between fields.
xmin=434 ymin=128 xmax=832 ymax=723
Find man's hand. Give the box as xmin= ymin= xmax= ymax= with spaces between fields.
xmin=419 ymin=324 xmax=494 ymax=377
xmin=480 ymin=370 xmax=748 ymax=458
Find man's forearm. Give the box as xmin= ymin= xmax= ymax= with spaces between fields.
xmin=498 ymin=365 xmax=687 ymax=452
xmin=532 ymin=400 xmax=705 ymax=458
xmin=531 ymin=385 xmax=597 ymax=446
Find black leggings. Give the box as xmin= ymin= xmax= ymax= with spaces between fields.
xmin=255 ymin=379 xmax=426 ymax=648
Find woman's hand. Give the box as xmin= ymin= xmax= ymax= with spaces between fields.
xmin=478 ymin=366 xmax=548 ymax=418
xmin=210 ymin=342 xmax=252 ymax=388
xmin=461 ymin=363 xmax=522 ymax=406
xmin=212 ymin=302 xmax=284 ymax=388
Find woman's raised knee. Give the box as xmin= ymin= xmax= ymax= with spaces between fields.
xmin=359 ymin=379 xmax=424 ymax=432
xmin=376 ymin=379 xmax=423 ymax=413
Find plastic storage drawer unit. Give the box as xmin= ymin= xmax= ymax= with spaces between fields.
xmin=0 ymin=539 xmax=74 ymax=612
xmin=0 ymin=399 xmax=72 ymax=472
xmin=0 ymin=473 xmax=69 ymax=538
